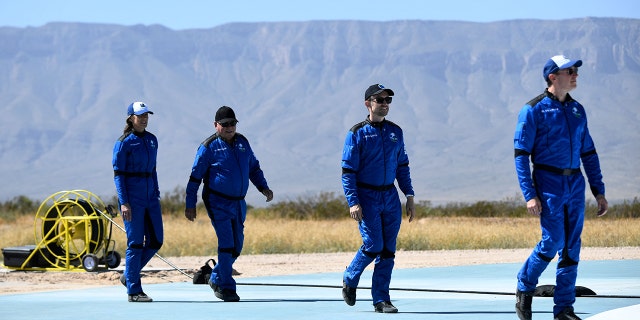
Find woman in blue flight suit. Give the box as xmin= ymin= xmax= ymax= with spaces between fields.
xmin=113 ymin=101 xmax=163 ymax=302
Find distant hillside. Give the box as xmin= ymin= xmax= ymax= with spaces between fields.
xmin=0 ymin=18 xmax=638 ymax=205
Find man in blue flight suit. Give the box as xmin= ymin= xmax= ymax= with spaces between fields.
xmin=341 ymin=84 xmax=416 ymax=313
xmin=185 ymin=106 xmax=273 ymax=302
xmin=513 ymin=55 xmax=608 ymax=320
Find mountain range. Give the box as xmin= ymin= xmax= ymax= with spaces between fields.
xmin=1 ymin=18 xmax=638 ymax=206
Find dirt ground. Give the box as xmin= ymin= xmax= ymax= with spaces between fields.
xmin=1 ymin=247 xmax=638 ymax=295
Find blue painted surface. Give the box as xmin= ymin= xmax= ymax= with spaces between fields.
xmin=1 ymin=260 xmax=638 ymax=319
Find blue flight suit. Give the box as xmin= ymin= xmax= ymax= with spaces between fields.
xmin=514 ymin=89 xmax=605 ymax=315
xmin=113 ymin=130 xmax=164 ymax=295
xmin=186 ymin=133 xmax=269 ymax=292
xmin=341 ymin=117 xmax=414 ymax=305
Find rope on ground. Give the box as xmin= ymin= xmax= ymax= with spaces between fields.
xmin=98 ymin=206 xmax=194 ymax=279
xmin=236 ymin=282 xmax=640 ymax=299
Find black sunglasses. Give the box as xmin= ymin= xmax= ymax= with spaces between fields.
xmin=558 ymin=68 xmax=578 ymax=76
xmin=370 ymin=96 xmax=393 ymax=104
xmin=219 ymin=120 xmax=238 ymax=127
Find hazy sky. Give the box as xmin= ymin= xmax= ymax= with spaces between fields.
xmin=1 ymin=0 xmax=639 ymax=30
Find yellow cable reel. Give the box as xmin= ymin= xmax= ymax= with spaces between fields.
xmin=32 ymin=190 xmax=120 ymax=271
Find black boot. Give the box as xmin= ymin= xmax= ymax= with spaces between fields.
xmin=342 ymin=281 xmax=356 ymax=306
xmin=554 ymin=307 xmax=581 ymax=320
xmin=515 ymin=290 xmax=533 ymax=320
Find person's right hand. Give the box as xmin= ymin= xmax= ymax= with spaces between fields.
xmin=526 ymin=197 xmax=542 ymax=216
xmin=121 ymin=203 xmax=132 ymax=222
xmin=185 ymin=207 xmax=197 ymax=222
xmin=349 ymin=204 xmax=362 ymax=222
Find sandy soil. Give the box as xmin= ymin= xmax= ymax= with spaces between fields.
xmin=1 ymin=247 xmax=638 ymax=295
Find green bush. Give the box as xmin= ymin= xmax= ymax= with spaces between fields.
xmin=252 ymin=191 xmax=348 ymax=220
xmin=586 ymin=197 xmax=639 ymax=218
xmin=1 ymin=192 xmax=638 ymax=221
xmin=412 ymin=196 xmax=526 ymax=218
xmin=0 ymin=195 xmax=39 ymax=222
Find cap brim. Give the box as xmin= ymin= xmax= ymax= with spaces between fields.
xmin=559 ymin=59 xmax=582 ymax=69
xmin=217 ymin=118 xmax=237 ymax=124
xmin=366 ymin=88 xmax=395 ymax=99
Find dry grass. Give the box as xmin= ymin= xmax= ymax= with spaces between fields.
xmin=0 ymin=214 xmax=34 ymax=249
xmin=2 ymin=213 xmax=639 ymax=259
xmin=399 ymin=217 xmax=540 ymax=250
xmin=399 ymin=217 xmax=640 ymax=249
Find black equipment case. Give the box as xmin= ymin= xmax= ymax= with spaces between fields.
xmin=2 ymin=245 xmax=50 ymax=268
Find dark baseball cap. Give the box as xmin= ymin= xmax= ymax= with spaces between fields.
xmin=364 ymin=84 xmax=394 ymax=100
xmin=215 ymin=106 xmax=238 ymax=124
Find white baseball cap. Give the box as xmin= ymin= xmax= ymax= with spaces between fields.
xmin=543 ymin=55 xmax=583 ymax=81
xmin=127 ymin=101 xmax=154 ymax=116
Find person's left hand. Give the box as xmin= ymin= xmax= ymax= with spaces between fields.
xmin=262 ymin=189 xmax=274 ymax=202
xmin=185 ymin=207 xmax=197 ymax=221
xmin=406 ymin=197 xmax=415 ymax=222
xmin=596 ymin=194 xmax=608 ymax=217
